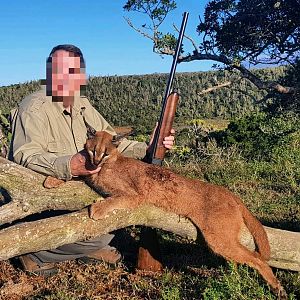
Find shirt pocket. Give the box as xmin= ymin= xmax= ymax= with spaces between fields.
xmin=47 ymin=141 xmax=66 ymax=154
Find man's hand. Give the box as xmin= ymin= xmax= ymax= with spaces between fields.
xmin=70 ymin=150 xmax=101 ymax=176
xmin=162 ymin=128 xmax=175 ymax=149
xmin=148 ymin=124 xmax=175 ymax=151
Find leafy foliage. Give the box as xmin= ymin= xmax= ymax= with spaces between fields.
xmin=85 ymin=67 xmax=285 ymax=133
xmin=198 ymin=0 xmax=300 ymax=64
xmin=272 ymin=58 xmax=300 ymax=112
xmin=0 ymin=67 xmax=287 ymax=137
xmin=124 ymin=0 xmax=176 ymax=23
xmin=212 ymin=111 xmax=300 ymax=161
xmin=0 ymin=110 xmax=10 ymax=157
xmin=0 ymin=81 xmax=41 ymax=114
xmin=124 ymin=0 xmax=300 ymax=112
xmin=123 ymin=0 xmax=177 ymax=54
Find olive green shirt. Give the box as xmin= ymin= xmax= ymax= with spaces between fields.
xmin=11 ymin=86 xmax=147 ymax=180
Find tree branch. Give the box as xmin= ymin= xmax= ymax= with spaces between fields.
xmin=124 ymin=17 xmax=156 ymax=42
xmin=0 ymin=157 xmax=100 ymax=225
xmin=198 ymin=81 xmax=232 ymax=95
xmin=178 ymin=52 xmax=296 ymax=95
xmin=0 ymin=205 xmax=197 ymax=261
xmin=173 ymin=24 xmax=198 ymax=54
xmin=1 ymin=157 xmax=300 ymax=271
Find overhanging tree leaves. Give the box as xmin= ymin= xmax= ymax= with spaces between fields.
xmin=123 ymin=0 xmax=300 ymax=105
xmin=199 ymin=0 xmax=300 ymax=65
xmin=124 ymin=0 xmax=178 ymax=54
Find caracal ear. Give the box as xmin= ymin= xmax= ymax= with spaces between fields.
xmin=112 ymin=126 xmax=134 ymax=145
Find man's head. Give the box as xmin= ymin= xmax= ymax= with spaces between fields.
xmin=46 ymin=44 xmax=86 ymax=106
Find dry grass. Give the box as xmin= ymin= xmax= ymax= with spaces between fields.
xmin=0 ymin=235 xmax=220 ymax=300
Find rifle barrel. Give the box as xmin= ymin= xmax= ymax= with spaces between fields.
xmin=162 ymin=12 xmax=189 ymax=105
xmin=149 ymin=12 xmax=189 ymax=165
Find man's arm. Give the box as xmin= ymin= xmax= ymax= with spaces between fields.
xmin=12 ymin=109 xmax=74 ymax=180
xmin=85 ymin=99 xmax=175 ymax=159
xmin=82 ymin=98 xmax=148 ymax=159
xmin=12 ymin=107 xmax=102 ymax=179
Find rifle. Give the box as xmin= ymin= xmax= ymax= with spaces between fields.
xmin=137 ymin=12 xmax=189 ymax=271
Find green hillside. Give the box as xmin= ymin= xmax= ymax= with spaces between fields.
xmin=0 ymin=67 xmax=286 ymax=133
xmin=0 ymin=67 xmax=299 ymax=299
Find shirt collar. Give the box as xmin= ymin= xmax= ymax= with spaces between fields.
xmin=41 ymin=85 xmax=84 ymax=116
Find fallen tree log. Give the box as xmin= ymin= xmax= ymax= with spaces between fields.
xmin=0 ymin=157 xmax=99 ymax=225
xmin=0 ymin=157 xmax=299 ymax=271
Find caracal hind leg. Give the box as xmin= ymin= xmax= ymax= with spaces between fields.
xmin=205 ymin=234 xmax=286 ymax=298
xmin=191 ymin=211 xmax=286 ymax=298
xmin=89 ymin=196 xmax=141 ymax=220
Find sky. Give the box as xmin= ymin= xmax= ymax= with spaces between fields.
xmin=0 ymin=0 xmax=211 ymax=87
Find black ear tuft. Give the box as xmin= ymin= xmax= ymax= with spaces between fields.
xmin=112 ymin=134 xmax=123 ymax=146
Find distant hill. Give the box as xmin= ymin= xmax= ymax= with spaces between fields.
xmin=0 ymin=67 xmax=286 ymax=133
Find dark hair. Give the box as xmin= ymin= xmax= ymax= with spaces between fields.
xmin=46 ymin=44 xmax=85 ymax=68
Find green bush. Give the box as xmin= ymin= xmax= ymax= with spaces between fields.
xmin=0 ymin=110 xmax=11 ymax=157
xmin=213 ymin=112 xmax=300 ymax=161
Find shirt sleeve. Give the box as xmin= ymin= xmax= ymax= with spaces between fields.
xmin=83 ymin=99 xmax=147 ymax=159
xmin=117 ymin=139 xmax=147 ymax=159
xmin=12 ymin=109 xmax=73 ymax=180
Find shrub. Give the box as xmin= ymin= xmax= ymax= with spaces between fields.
xmin=212 ymin=112 xmax=300 ymax=161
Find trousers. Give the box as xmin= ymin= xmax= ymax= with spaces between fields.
xmin=29 ymin=233 xmax=114 ymax=265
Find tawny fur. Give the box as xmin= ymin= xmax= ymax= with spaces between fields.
xmin=86 ymin=132 xmax=288 ymax=298
xmin=46 ymin=131 xmax=286 ymax=298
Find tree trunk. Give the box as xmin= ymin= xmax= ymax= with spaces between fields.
xmin=1 ymin=157 xmax=299 ymax=271
xmin=0 ymin=157 xmax=99 ymax=225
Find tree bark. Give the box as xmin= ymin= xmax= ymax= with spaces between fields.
xmin=198 ymin=81 xmax=232 ymax=95
xmin=178 ymin=53 xmax=296 ymax=95
xmin=0 ymin=157 xmax=299 ymax=271
xmin=0 ymin=157 xmax=100 ymax=225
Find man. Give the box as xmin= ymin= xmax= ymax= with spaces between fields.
xmin=10 ymin=44 xmax=174 ymax=276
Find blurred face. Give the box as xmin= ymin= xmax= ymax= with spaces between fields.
xmin=49 ymin=50 xmax=86 ymax=106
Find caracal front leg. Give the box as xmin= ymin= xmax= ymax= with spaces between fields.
xmin=89 ymin=196 xmax=141 ymax=220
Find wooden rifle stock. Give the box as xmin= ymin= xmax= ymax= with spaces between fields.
xmin=149 ymin=92 xmax=179 ymax=162
xmin=138 ymin=92 xmax=179 ymax=272
xmin=137 ymin=12 xmax=188 ymax=272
